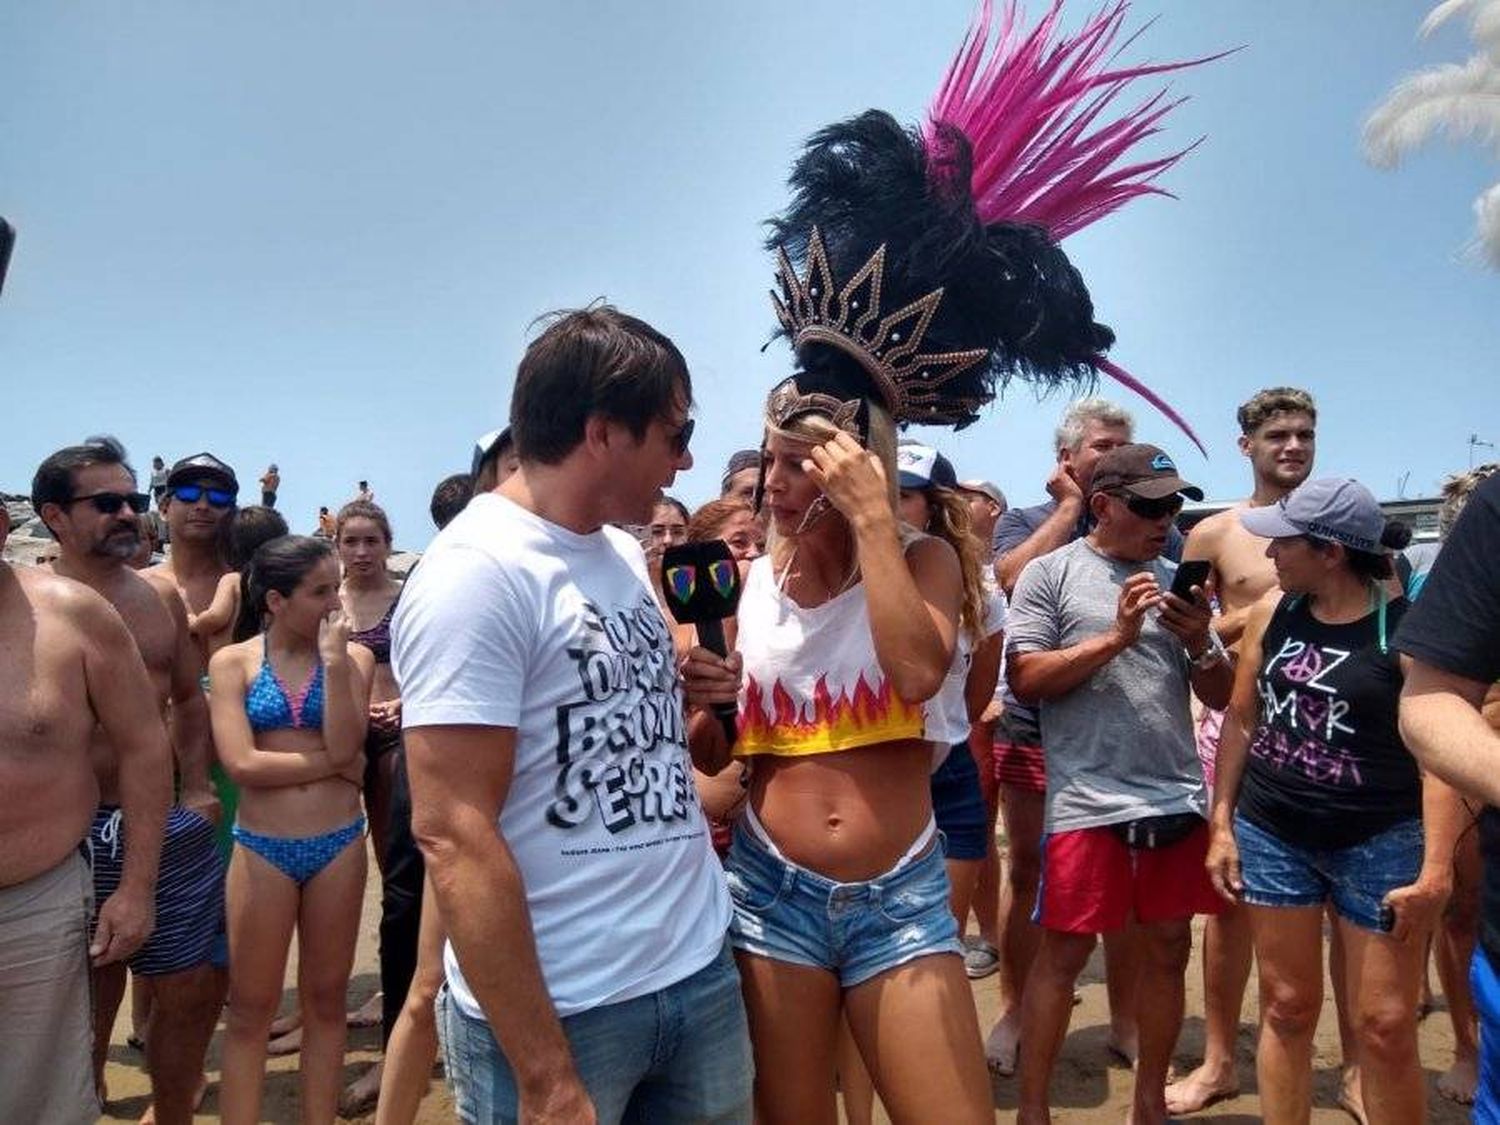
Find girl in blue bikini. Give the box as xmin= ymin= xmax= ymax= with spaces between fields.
xmin=208 ymin=535 xmax=374 ymax=1125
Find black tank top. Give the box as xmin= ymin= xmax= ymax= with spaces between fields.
xmin=1239 ymin=592 xmax=1419 ymax=850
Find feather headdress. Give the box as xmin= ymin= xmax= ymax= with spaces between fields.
xmin=767 ymin=0 xmax=1225 ymax=451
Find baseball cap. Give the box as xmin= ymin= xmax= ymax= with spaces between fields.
xmin=470 ymin=427 xmax=513 ymax=478
xmin=1239 ymin=478 xmax=1387 ymax=553
xmin=1089 ymin=444 xmax=1202 ymax=501
xmin=721 ymin=449 xmax=762 ymax=492
xmin=166 ymin=452 xmax=238 ymax=494
xmin=956 ymin=479 xmax=1006 ymax=508
xmin=897 ymin=442 xmax=958 ymax=490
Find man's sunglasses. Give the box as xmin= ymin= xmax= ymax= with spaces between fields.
xmin=170 ymin=484 xmax=236 ymax=508
xmin=670 ymin=418 xmax=695 ymax=456
xmin=1111 ymin=492 xmax=1184 ymax=521
xmin=65 ymin=491 xmax=150 ymax=515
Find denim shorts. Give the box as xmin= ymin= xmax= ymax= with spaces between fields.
xmin=931 ymin=745 xmax=989 ymax=861
xmin=437 ymin=938 xmax=752 ymax=1124
xmin=1234 ymin=812 xmax=1423 ymax=932
xmin=724 ymin=820 xmax=961 ymax=988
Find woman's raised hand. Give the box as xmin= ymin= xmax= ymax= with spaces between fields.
xmin=802 ymin=431 xmax=890 ymax=529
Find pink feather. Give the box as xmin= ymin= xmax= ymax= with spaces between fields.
xmin=929 ymin=0 xmax=1229 ymax=454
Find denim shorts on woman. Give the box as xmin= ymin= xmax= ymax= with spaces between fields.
xmin=1234 ymin=812 xmax=1423 ymax=933
xmin=931 ymin=744 xmax=989 ymax=861
xmin=724 ymin=820 xmax=961 ymax=988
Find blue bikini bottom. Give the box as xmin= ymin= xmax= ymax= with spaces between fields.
xmin=232 ymin=816 xmax=365 ymax=886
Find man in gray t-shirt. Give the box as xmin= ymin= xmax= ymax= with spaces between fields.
xmin=1006 ymin=444 xmax=1234 ymax=1125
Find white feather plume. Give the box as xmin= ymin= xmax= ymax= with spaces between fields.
xmin=1362 ymin=55 xmax=1500 ymax=167
xmin=1421 ymin=0 xmax=1500 ymax=61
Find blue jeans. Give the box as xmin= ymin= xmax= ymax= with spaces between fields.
xmin=1234 ymin=813 xmax=1422 ymax=932
xmin=725 ymin=819 xmax=961 ymax=987
xmin=437 ymin=938 xmax=752 ymax=1124
xmin=1473 ymin=948 xmax=1500 ymax=1124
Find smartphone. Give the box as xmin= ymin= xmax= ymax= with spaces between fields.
xmin=1169 ymin=559 xmax=1211 ymax=601
xmin=1378 ymin=901 xmax=1396 ymax=932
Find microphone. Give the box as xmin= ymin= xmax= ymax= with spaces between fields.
xmin=660 ymin=540 xmax=744 ymax=747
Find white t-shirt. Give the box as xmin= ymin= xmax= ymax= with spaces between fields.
xmin=926 ymin=585 xmax=1008 ymax=754
xmin=392 ymin=493 xmax=730 ymax=1020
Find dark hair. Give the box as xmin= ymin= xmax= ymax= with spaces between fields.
xmin=336 ymin=500 xmax=392 ymax=545
xmin=32 ymin=436 xmax=136 ymax=514
xmin=687 ymin=498 xmax=753 ymax=542
xmin=510 ymin=305 xmax=692 ymax=465
xmin=227 ymin=506 xmax=290 ymax=571
xmin=430 ymin=473 xmax=473 ymax=530
xmin=1307 ymin=520 xmax=1412 ymax=582
xmin=653 ymin=495 xmax=689 ymax=524
xmin=233 ymin=535 xmax=334 ymax=642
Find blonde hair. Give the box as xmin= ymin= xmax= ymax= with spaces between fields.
xmin=1440 ymin=462 xmax=1499 ymax=540
xmin=920 ymin=487 xmax=987 ymax=644
xmin=763 ymin=398 xmax=898 ymax=569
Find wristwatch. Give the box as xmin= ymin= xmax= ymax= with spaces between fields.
xmin=1191 ymin=628 xmax=1229 ymax=669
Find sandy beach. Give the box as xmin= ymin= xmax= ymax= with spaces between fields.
xmin=99 ymin=835 xmax=1469 ymax=1124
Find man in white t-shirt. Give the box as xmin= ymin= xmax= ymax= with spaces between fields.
xmin=393 ymin=306 xmax=751 ymax=1125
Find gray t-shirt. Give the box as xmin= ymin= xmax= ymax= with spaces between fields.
xmin=1007 ymin=538 xmax=1205 ymax=832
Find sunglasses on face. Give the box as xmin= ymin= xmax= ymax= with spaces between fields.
xmin=65 ymin=491 xmax=150 ymax=515
xmin=669 ymin=418 xmax=695 ymax=457
xmin=171 ymin=484 xmax=236 ymax=508
xmin=1112 ymin=492 xmax=1183 ymax=521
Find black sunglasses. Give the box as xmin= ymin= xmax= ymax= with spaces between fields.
xmin=65 ymin=491 xmax=150 ymax=515
xmin=1111 ymin=492 xmax=1184 ymax=521
xmin=171 ymin=483 xmax=236 ymax=508
xmin=670 ymin=418 xmax=695 ymax=456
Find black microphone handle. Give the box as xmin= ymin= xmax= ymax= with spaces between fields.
xmin=694 ymin=618 xmax=738 ymax=747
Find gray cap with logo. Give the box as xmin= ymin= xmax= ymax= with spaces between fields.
xmin=1239 ymin=478 xmax=1387 ymax=553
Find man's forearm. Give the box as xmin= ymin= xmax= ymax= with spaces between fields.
xmin=170 ymin=691 xmax=213 ymax=794
xmin=1009 ymin=632 xmax=1126 ymax=702
xmin=1417 ymin=772 xmax=1464 ymax=887
xmin=1401 ymin=685 xmax=1500 ymax=806
xmin=427 ymin=830 xmax=578 ymax=1099
xmin=118 ymin=729 xmax=173 ymax=895
xmin=996 ymin=499 xmax=1083 ymax=594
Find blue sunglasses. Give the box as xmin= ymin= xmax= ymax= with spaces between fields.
xmin=171 ymin=483 xmax=236 ymax=508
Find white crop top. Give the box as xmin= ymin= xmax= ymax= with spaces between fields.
xmin=734 ymin=554 xmax=925 ymax=757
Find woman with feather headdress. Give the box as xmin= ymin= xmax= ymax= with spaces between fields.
xmin=686 ymin=3 xmax=1225 ymax=1120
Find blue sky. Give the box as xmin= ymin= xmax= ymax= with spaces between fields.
xmin=3 ymin=1 xmax=1495 ymax=549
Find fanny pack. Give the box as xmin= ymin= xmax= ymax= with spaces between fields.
xmin=1109 ymin=812 xmax=1203 ymax=851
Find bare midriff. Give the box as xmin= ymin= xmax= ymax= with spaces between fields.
xmin=747 ymin=738 xmax=936 ymax=882
xmin=234 ymin=725 xmax=363 ymax=838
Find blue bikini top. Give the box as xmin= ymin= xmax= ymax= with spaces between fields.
xmin=245 ymin=637 xmax=326 ymax=733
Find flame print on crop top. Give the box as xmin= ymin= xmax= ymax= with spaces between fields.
xmin=734 ymin=555 xmax=924 ymax=757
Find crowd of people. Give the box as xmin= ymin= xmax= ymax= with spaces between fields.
xmin=5 ymin=4 xmax=1499 ymax=1123
xmin=3 ymin=313 xmax=1498 ymax=1125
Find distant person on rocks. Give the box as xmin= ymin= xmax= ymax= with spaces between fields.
xmin=356 ymin=481 xmax=375 ymax=504
xmin=316 ymin=506 xmax=336 ymax=538
xmin=150 ymin=455 xmax=169 ymax=507
xmin=0 ymin=501 xmax=172 ymax=1125
xmin=35 ymin=438 xmax=220 ymax=1125
xmin=259 ymin=464 xmax=280 ymax=509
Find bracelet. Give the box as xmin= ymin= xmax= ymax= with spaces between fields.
xmin=1191 ymin=628 xmax=1229 ymax=669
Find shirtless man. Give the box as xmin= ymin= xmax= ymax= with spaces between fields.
xmin=35 ymin=439 xmax=225 ymax=1125
xmin=0 ymin=503 xmax=171 ymax=1125
xmin=1166 ymin=387 xmax=1316 ymax=1114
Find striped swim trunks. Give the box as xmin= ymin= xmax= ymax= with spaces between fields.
xmin=90 ymin=804 xmax=225 ymax=976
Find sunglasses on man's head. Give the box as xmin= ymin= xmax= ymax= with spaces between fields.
xmin=1112 ymin=492 xmax=1184 ymax=521
xmin=65 ymin=491 xmax=150 ymax=516
xmin=171 ymin=484 xmax=236 ymax=508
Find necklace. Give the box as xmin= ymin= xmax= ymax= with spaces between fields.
xmin=774 ymin=546 xmax=860 ymax=602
